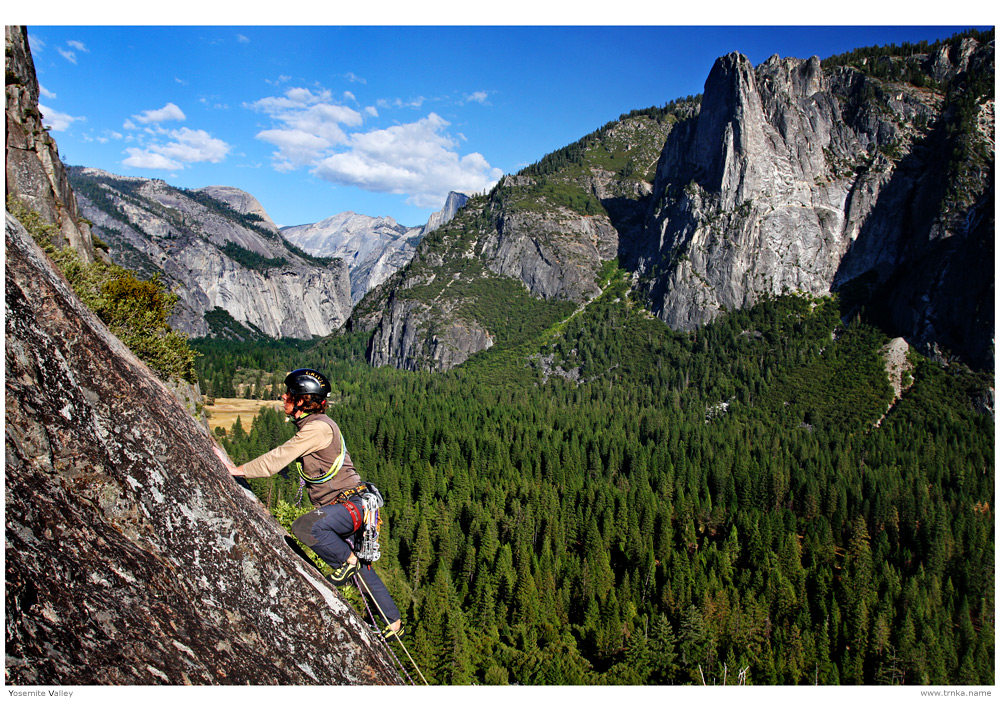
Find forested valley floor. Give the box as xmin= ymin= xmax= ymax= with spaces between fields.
xmin=201 ymin=286 xmax=994 ymax=686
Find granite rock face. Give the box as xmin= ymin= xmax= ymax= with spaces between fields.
xmin=5 ymin=211 xmax=400 ymax=685
xmin=282 ymin=191 xmax=470 ymax=304
xmin=282 ymin=212 xmax=422 ymax=304
xmin=69 ymin=168 xmax=353 ymax=340
xmin=641 ymin=46 xmax=994 ymax=369
xmin=200 ymin=184 xmax=278 ymax=225
xmin=5 ymin=26 xmax=94 ymax=261
xmin=365 ymin=38 xmax=993 ymax=372
xmin=367 ymin=290 xmax=494 ymax=371
xmin=479 ymin=193 xmax=621 ymax=304
xmin=422 ymin=191 xmax=470 ymax=235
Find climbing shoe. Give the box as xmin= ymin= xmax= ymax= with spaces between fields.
xmin=326 ymin=559 xmax=359 ymax=587
xmin=370 ymin=621 xmax=404 ymax=641
xmin=381 ymin=621 xmax=405 ymax=641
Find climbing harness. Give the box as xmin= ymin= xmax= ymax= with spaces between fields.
xmin=291 ymin=431 xmax=347 ymax=485
xmin=353 ymin=573 xmax=428 ymax=685
xmin=342 ymin=499 xmax=363 ymax=532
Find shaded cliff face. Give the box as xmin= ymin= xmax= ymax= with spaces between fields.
xmin=641 ymin=43 xmax=994 ymax=369
xmin=365 ymin=38 xmax=993 ymax=372
xmin=5 ymin=213 xmax=400 ymax=685
xmin=361 ymin=113 xmax=671 ymax=371
xmin=367 ymin=289 xmax=494 ymax=371
xmin=68 ymin=168 xmax=353 ymax=340
xmin=5 ymin=26 xmax=94 ymax=261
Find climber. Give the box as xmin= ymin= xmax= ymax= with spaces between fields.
xmin=215 ymin=368 xmax=403 ymax=639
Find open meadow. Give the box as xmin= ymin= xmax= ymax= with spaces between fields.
xmin=203 ymin=398 xmax=283 ymax=434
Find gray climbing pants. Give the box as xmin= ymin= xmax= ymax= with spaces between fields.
xmin=292 ymin=500 xmax=401 ymax=623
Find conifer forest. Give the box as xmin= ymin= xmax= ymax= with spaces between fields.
xmin=204 ymin=279 xmax=995 ymax=686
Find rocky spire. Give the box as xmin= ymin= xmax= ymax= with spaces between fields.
xmin=5 ymin=25 xmax=94 ymax=261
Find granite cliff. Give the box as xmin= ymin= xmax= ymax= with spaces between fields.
xmin=281 ymin=191 xmax=469 ymax=304
xmin=5 ymin=26 xmax=94 ymax=261
xmin=68 ymin=167 xmax=353 ymax=340
xmin=638 ymin=45 xmax=994 ymax=370
xmin=363 ymin=33 xmax=994 ymax=372
xmin=5 ymin=211 xmax=400 ymax=685
xmin=282 ymin=212 xmax=423 ymax=305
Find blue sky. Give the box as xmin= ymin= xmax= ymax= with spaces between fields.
xmin=23 ymin=11 xmax=991 ymax=229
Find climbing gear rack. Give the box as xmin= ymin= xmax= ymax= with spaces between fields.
xmin=356 ymin=482 xmax=384 ymax=563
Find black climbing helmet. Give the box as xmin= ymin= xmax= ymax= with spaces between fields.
xmin=284 ymin=368 xmax=331 ymax=398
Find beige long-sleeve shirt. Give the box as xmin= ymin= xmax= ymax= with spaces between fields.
xmin=241 ymin=419 xmax=334 ymax=479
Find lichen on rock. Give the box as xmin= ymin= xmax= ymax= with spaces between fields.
xmin=5 ymin=211 xmax=400 ymax=685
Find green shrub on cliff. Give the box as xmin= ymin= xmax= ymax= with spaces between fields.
xmin=7 ymin=196 xmax=198 ymax=383
xmin=52 ymin=251 xmax=199 ymax=384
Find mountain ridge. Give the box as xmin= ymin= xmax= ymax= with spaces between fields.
xmin=360 ymin=32 xmax=994 ymax=373
xmin=67 ymin=166 xmax=354 ymax=340
xmin=281 ymin=191 xmax=470 ymax=304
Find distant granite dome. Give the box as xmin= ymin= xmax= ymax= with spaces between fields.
xmin=199 ymin=185 xmax=281 ymax=228
xmin=423 ymin=191 xmax=470 ymax=234
xmin=282 ymin=191 xmax=469 ymax=304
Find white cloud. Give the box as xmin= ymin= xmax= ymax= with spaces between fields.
xmin=344 ymin=72 xmax=366 ymax=84
xmin=28 ymin=34 xmax=44 ymax=51
xmin=312 ymin=113 xmax=502 ymax=208
xmin=377 ymin=96 xmax=427 ymax=110
xmin=67 ymin=40 xmax=89 ymax=53
xmin=38 ymin=104 xmax=85 ymax=132
xmin=247 ymin=87 xmax=334 ymax=113
xmin=364 ymin=106 xmax=379 ymax=118
xmin=39 ymin=85 xmax=57 ymax=99
xmin=237 ymin=34 xmax=250 ymax=43
xmin=123 ymin=148 xmax=183 ymax=171
xmin=123 ymin=119 xmax=137 ymax=130
xmin=156 ymin=127 xmax=230 ymax=163
xmin=255 ymin=128 xmax=332 ymax=168
xmin=57 ymin=48 xmax=77 ymax=64
xmin=132 ymin=102 xmax=186 ymax=124
xmin=121 ymin=127 xmax=230 ymax=171
xmin=464 ymin=91 xmax=490 ymax=105
xmin=199 ymin=96 xmax=229 ymax=110
xmin=344 ymin=91 xmax=356 ymax=103
xmin=248 ymin=87 xmax=364 ymax=169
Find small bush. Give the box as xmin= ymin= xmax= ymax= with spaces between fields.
xmin=8 ymin=196 xmax=199 ymax=384
xmin=53 ymin=253 xmax=199 ymax=383
xmin=7 ymin=195 xmax=59 ymax=248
